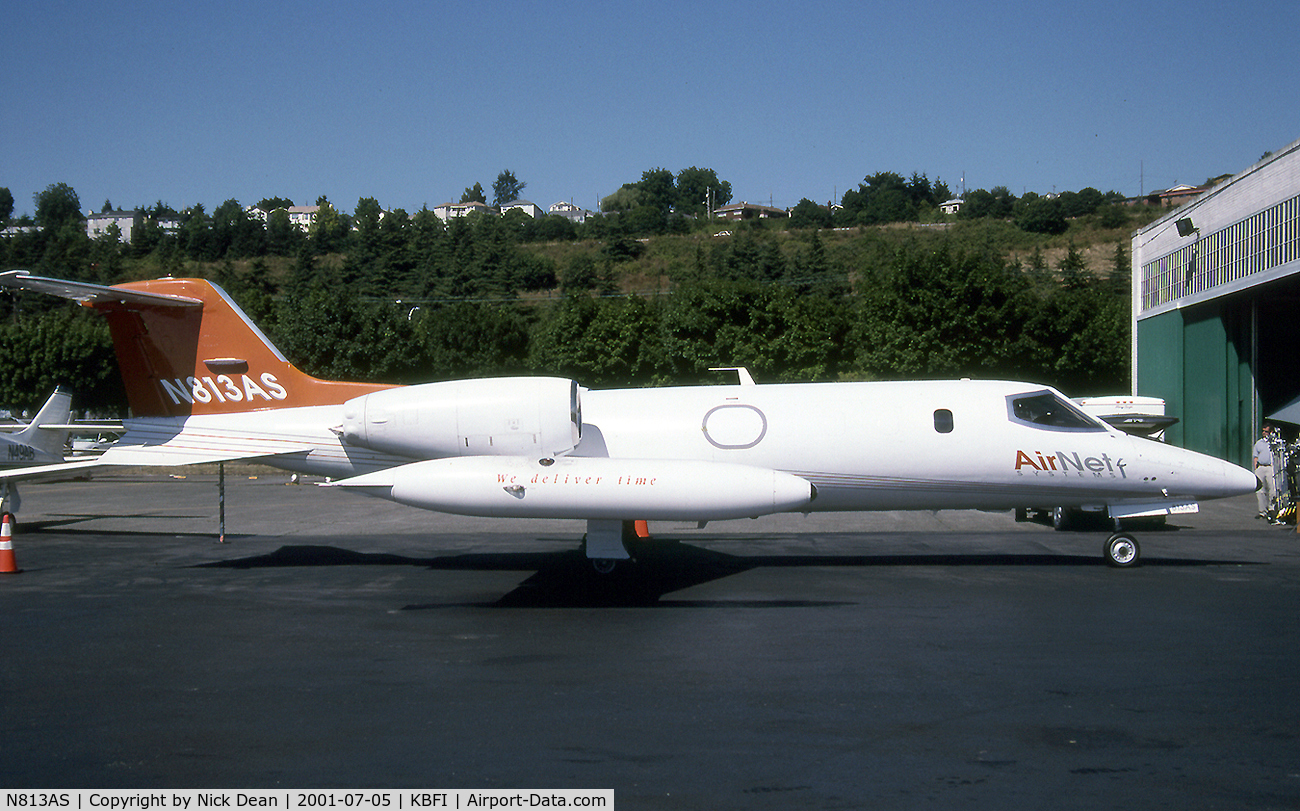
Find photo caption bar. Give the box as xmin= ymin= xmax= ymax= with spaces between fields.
xmin=3 ymin=791 xmax=613 ymax=811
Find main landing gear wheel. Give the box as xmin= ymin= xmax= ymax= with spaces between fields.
xmin=1104 ymin=533 xmax=1141 ymax=568
xmin=591 ymin=559 xmax=618 ymax=574
xmin=1052 ymin=506 xmax=1071 ymax=531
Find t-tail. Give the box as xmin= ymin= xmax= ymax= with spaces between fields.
xmin=0 ymin=271 xmax=391 ymax=417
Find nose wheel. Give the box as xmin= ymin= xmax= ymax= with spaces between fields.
xmin=1104 ymin=532 xmax=1141 ymax=567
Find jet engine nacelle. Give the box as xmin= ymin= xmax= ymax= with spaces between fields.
xmin=340 ymin=377 xmax=581 ymax=459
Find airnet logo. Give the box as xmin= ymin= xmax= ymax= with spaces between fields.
xmin=1015 ymin=449 xmax=1126 ymax=478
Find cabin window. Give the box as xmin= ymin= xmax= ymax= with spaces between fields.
xmin=933 ymin=408 xmax=954 ymax=433
xmin=1007 ymin=391 xmax=1103 ymax=431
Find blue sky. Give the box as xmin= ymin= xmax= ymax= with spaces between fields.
xmin=4 ymin=0 xmax=1296 ymax=218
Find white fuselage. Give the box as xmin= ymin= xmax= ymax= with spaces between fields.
xmin=573 ymin=379 xmax=1253 ymax=513
xmin=129 ymin=378 xmax=1256 ymax=520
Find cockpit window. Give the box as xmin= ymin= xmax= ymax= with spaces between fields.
xmin=1007 ymin=391 xmax=1104 ymax=432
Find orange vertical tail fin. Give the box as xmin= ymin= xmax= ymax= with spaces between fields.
xmin=0 ymin=272 xmax=390 ymax=417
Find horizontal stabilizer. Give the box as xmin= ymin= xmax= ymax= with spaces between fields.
xmin=0 ymin=458 xmax=104 ymax=481
xmin=94 ymin=419 xmax=323 ymax=467
xmin=0 ymin=422 xmax=125 ymax=432
xmin=0 ymin=271 xmax=200 ymax=307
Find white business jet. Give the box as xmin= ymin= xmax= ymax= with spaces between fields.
xmin=0 ymin=270 xmax=1257 ymax=567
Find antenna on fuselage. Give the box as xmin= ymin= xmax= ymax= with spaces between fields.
xmin=709 ymin=367 xmax=756 ymax=386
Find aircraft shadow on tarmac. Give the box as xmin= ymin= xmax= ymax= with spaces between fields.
xmin=192 ymin=535 xmax=1253 ymax=609
xmin=24 ymin=514 xmax=212 ymax=531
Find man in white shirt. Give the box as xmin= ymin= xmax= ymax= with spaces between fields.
xmin=1253 ymin=425 xmax=1277 ymax=521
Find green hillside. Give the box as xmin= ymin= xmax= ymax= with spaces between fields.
xmin=0 ymin=182 xmax=1165 ymax=415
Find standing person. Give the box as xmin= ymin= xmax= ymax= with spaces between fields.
xmin=1254 ymin=425 xmax=1278 ymax=522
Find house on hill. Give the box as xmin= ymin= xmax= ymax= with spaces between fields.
xmin=432 ymin=201 xmax=492 ymax=221
xmin=85 ymin=210 xmax=180 ymax=243
xmin=1144 ymin=184 xmax=1211 ymax=208
xmin=85 ymin=210 xmax=136 ymax=241
xmin=245 ymin=204 xmax=321 ymax=231
xmin=501 ymin=200 xmax=542 ymax=218
xmin=550 ymin=201 xmax=597 ymax=223
xmin=714 ymin=202 xmax=789 ymax=221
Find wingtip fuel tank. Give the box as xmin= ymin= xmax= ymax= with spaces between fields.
xmin=330 ymin=456 xmax=816 ymax=521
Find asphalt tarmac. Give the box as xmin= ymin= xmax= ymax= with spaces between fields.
xmin=1 ymin=470 xmax=1297 ymax=810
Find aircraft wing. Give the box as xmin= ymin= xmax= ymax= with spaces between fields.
xmin=0 ymin=458 xmax=105 ymax=481
xmin=1107 ymin=499 xmax=1200 ymax=519
xmin=92 ymin=419 xmax=325 ymax=467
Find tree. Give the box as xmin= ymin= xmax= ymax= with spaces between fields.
xmin=905 ymin=172 xmax=937 ymax=210
xmin=88 ymin=222 xmax=125 ymax=283
xmin=561 ymin=254 xmax=600 ymax=292
xmin=211 ymin=198 xmax=265 ymax=258
xmin=265 ymin=208 xmax=303 ymax=256
xmin=675 ymin=167 xmax=731 ymax=216
xmin=931 ymin=178 xmax=953 ymax=205
xmin=405 ymin=207 xmax=449 ymax=298
xmin=1109 ymin=241 xmax=1131 ymax=297
xmin=460 ymin=183 xmax=486 ymax=204
xmin=414 ymin=302 xmax=530 ymax=378
xmin=851 ymin=243 xmax=1037 ymax=379
xmin=353 ymin=197 xmax=384 ymax=243
xmin=308 ymin=196 xmax=347 ymax=254
xmin=840 ymin=172 xmax=915 ymax=225
xmin=274 ymin=287 xmax=413 ymax=382
xmin=637 ymin=168 xmax=677 ymax=215
xmin=1016 ymin=195 xmax=1067 ymax=235
xmin=788 ymin=198 xmax=832 ymax=229
xmin=34 ymin=183 xmax=82 ymax=230
xmin=1097 ymin=203 xmax=1129 ymax=229
xmin=257 ymin=197 xmax=295 ymax=211
xmin=0 ymin=307 xmax=123 ymax=413
xmin=959 ymin=186 xmax=1016 ymax=220
xmin=1056 ymin=241 xmax=1093 ymax=290
xmin=181 ymin=203 xmax=214 ymax=261
xmin=1059 ymin=187 xmax=1104 ymax=219
xmin=0 ymin=188 xmax=13 ymax=223
xmin=492 ymin=170 xmax=526 ymax=207
xmin=1025 ymin=279 xmax=1129 ymax=394
xmin=659 ymin=280 xmax=849 ymax=383
xmin=529 ymin=294 xmax=665 ymax=386
xmin=600 ymin=185 xmax=642 ymax=212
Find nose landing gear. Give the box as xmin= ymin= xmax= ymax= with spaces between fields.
xmin=1104 ymin=532 xmax=1141 ymax=567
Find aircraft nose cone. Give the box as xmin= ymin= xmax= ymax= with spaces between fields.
xmin=1194 ymin=455 xmax=1258 ymax=500
xmin=1138 ymin=438 xmax=1260 ymax=500
xmin=1229 ymin=459 xmax=1262 ymax=496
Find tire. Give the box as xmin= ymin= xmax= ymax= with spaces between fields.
xmin=1104 ymin=533 xmax=1141 ymax=568
xmin=1052 ymin=506 xmax=1072 ymax=531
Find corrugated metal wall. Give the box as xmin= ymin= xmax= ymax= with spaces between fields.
xmin=1136 ymin=301 xmax=1253 ymax=466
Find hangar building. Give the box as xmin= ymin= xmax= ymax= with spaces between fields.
xmin=1133 ymin=137 xmax=1300 ymax=466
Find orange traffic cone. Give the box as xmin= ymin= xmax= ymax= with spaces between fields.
xmin=0 ymin=514 xmax=17 ymax=574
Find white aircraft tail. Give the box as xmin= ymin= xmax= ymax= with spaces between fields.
xmin=14 ymin=388 xmax=73 ymax=457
